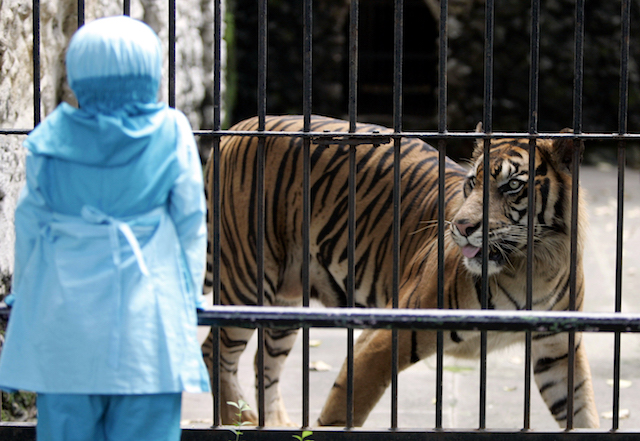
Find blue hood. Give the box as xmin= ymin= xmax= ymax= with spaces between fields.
xmin=25 ymin=102 xmax=173 ymax=167
xmin=25 ymin=16 xmax=173 ymax=167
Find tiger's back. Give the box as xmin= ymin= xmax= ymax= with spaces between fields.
xmin=206 ymin=115 xmax=466 ymax=309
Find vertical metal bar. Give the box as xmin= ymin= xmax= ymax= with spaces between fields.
xmin=391 ymin=0 xmax=403 ymax=430
xmin=392 ymin=0 xmax=403 ymax=132
xmin=123 ymin=0 xmax=130 ymax=16
xmin=567 ymin=0 xmax=585 ymax=430
xmin=480 ymin=0 xmax=494 ymax=430
xmin=210 ymin=0 xmax=223 ymax=427
xmin=524 ymin=0 xmax=540 ymax=430
xmin=168 ymin=0 xmax=176 ymax=108
xmin=613 ymin=0 xmax=630 ymax=431
xmin=435 ymin=0 xmax=448 ymax=430
xmin=347 ymin=134 xmax=356 ymax=431
xmin=346 ymin=0 xmax=358 ymax=429
xmin=32 ymin=0 xmax=41 ymax=126
xmin=612 ymin=143 xmax=625 ymax=431
xmin=256 ymin=0 xmax=268 ymax=428
xmin=302 ymin=0 xmax=313 ymax=428
xmin=77 ymin=0 xmax=84 ymax=28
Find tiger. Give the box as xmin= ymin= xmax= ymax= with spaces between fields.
xmin=201 ymin=114 xmax=599 ymax=429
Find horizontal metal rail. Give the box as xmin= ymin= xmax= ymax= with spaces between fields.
xmin=175 ymin=130 xmax=640 ymax=141
xmin=194 ymin=306 xmax=640 ymax=333
xmin=1 ymin=306 xmax=639 ymax=333
xmin=2 ymin=424 xmax=640 ymax=440
xmin=2 ymin=129 xmax=640 ymax=142
xmin=103 ymin=305 xmax=640 ymax=334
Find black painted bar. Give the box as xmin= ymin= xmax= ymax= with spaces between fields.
xmin=256 ymin=0 xmax=268 ymax=427
xmin=391 ymin=0 xmax=403 ymax=429
xmin=480 ymin=0 xmax=495 ymax=428
xmin=210 ymin=0 xmax=223 ymax=426
xmin=302 ymin=0 xmax=313 ymax=428
xmin=3 ymin=424 xmax=640 ymax=440
xmin=345 ymin=0 xmax=359 ymax=428
xmin=2 ymin=306 xmax=640 ymax=333
xmin=77 ymin=0 xmax=84 ymax=28
xmin=168 ymin=0 xmax=176 ymax=108
xmin=524 ymin=0 xmax=540 ymax=429
xmin=188 ymin=307 xmax=640 ymax=333
xmin=612 ymin=0 xmax=631 ymax=430
xmin=32 ymin=0 xmax=40 ymax=127
xmin=191 ymin=129 xmax=640 ymax=142
xmin=435 ymin=0 xmax=448 ymax=430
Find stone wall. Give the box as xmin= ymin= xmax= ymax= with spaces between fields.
xmin=0 ymin=0 xmax=222 ymax=297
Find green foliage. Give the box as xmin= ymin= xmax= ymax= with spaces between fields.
xmin=0 ymin=320 xmax=37 ymax=422
xmin=227 ymin=399 xmax=253 ymax=441
xmin=1 ymin=391 xmax=37 ymax=422
xmin=292 ymin=430 xmax=314 ymax=441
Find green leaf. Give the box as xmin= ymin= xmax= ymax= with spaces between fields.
xmin=293 ymin=430 xmax=314 ymax=441
xmin=227 ymin=401 xmax=241 ymax=409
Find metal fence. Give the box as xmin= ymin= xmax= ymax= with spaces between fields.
xmin=0 ymin=0 xmax=639 ymax=439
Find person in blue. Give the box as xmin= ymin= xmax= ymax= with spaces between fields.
xmin=0 ymin=15 xmax=210 ymax=441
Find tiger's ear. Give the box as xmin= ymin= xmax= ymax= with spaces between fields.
xmin=472 ymin=122 xmax=484 ymax=159
xmin=548 ymin=128 xmax=584 ymax=172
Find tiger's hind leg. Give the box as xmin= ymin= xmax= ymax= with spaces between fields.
xmin=202 ymin=327 xmax=259 ymax=425
xmin=255 ymin=327 xmax=300 ymax=426
xmin=532 ymin=332 xmax=599 ymax=428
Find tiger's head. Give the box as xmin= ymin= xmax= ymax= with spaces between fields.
xmin=450 ymin=125 xmax=585 ymax=277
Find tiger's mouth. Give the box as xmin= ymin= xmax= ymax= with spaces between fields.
xmin=460 ymin=244 xmax=506 ymax=266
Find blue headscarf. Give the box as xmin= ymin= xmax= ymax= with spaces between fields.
xmin=25 ymin=16 xmax=174 ymax=167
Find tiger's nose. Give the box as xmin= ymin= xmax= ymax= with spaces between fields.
xmin=454 ymin=220 xmax=479 ymax=237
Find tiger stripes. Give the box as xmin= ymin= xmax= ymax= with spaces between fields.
xmin=201 ymin=115 xmax=598 ymax=428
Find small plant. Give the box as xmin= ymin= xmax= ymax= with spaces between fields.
xmin=227 ymin=399 xmax=253 ymax=441
xmin=293 ymin=430 xmax=314 ymax=441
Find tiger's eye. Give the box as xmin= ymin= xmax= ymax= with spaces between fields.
xmin=509 ymin=180 xmax=521 ymax=190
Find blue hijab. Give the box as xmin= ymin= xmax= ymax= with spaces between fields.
xmin=25 ymin=16 xmax=171 ymax=167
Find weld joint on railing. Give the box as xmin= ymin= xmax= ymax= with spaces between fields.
xmin=313 ymin=135 xmax=392 ymax=146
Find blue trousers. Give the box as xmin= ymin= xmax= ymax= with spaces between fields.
xmin=36 ymin=393 xmax=182 ymax=441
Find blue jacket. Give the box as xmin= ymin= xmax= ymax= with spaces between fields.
xmin=0 ymin=16 xmax=210 ymax=394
